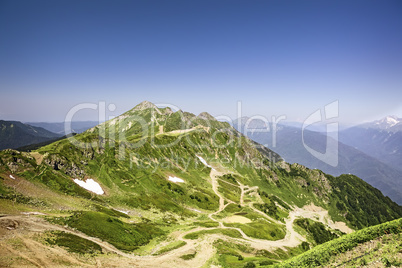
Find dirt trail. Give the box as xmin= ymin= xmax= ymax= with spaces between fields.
xmin=201 ymin=167 xmax=307 ymax=250
xmin=208 ymin=169 xmax=234 ymax=227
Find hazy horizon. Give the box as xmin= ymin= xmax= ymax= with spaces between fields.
xmin=1 ymin=0 xmax=401 ymax=124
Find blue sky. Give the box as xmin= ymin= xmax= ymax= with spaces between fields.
xmin=0 ymin=0 xmax=401 ymax=124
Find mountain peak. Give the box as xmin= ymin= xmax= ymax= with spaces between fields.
xmin=375 ymin=115 xmax=401 ymax=129
xmin=197 ymin=112 xmax=216 ymax=121
xmin=132 ymin=101 xmax=158 ymax=111
xmin=358 ymin=115 xmax=402 ymax=133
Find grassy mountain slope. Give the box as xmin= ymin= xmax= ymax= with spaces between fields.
xmin=340 ymin=126 xmax=402 ymax=173
xmin=277 ymin=217 xmax=402 ymax=267
xmin=0 ymin=120 xmax=61 ymax=150
xmin=0 ymin=101 xmax=401 ymax=267
xmin=234 ymin=119 xmax=402 ymax=205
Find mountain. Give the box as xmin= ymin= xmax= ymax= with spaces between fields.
xmin=0 ymin=120 xmax=61 ymax=150
xmin=339 ymin=116 xmax=402 ymax=173
xmin=16 ymin=133 xmax=77 ymax=152
xmin=233 ymin=117 xmax=402 ymax=205
xmin=359 ymin=115 xmax=402 ymax=132
xmin=0 ymin=101 xmax=401 ymax=267
xmin=26 ymin=121 xmax=99 ymax=135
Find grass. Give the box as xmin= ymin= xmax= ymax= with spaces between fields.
xmin=224 ymin=203 xmax=243 ymax=214
xmin=153 ymin=240 xmax=187 ymax=255
xmin=93 ymin=204 xmax=130 ymax=218
xmin=224 ymin=221 xmax=286 ymax=241
xmin=217 ymin=254 xmax=278 ymax=268
xmin=218 ymin=180 xmax=241 ymax=203
xmin=49 ymin=211 xmax=164 ymax=251
xmin=276 ymin=217 xmax=402 ymax=267
xmin=327 ymin=232 xmax=402 ymax=267
xmin=194 ymin=220 xmax=220 ymax=228
xmin=213 ymin=238 xmax=273 ymax=267
xmin=44 ymin=231 xmax=102 ymax=255
xmin=180 ymin=252 xmax=197 ymax=260
xmin=184 ymin=228 xmax=243 ymax=239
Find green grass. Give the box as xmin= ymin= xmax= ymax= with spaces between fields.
xmin=224 ymin=203 xmax=243 ymax=213
xmin=218 ymin=180 xmax=241 ymax=203
xmin=45 ymin=231 xmax=102 ymax=255
xmin=180 ymin=252 xmax=197 ymax=260
xmin=50 ymin=211 xmax=164 ymax=251
xmin=93 ymin=204 xmax=130 ymax=218
xmin=217 ymin=254 xmax=278 ymax=268
xmin=194 ymin=220 xmax=220 ymax=228
xmin=276 ymin=217 xmax=402 ymax=267
xmin=154 ymin=240 xmax=186 ymax=255
xmin=327 ymin=232 xmax=401 ymax=267
xmin=223 ymin=221 xmax=286 ymax=240
xmin=183 ymin=228 xmax=243 ymax=239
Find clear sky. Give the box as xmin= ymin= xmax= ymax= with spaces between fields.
xmin=0 ymin=0 xmax=401 ymax=125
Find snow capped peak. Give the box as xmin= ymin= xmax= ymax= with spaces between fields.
xmin=360 ymin=115 xmax=402 ymax=132
xmin=368 ymin=115 xmax=402 ymax=131
xmin=385 ymin=116 xmax=398 ymax=125
xmin=379 ymin=116 xmax=400 ymax=128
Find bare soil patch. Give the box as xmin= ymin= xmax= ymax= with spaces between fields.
xmin=223 ymin=215 xmax=252 ymax=224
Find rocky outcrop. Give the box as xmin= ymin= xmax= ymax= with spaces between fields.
xmin=2 ymin=149 xmax=35 ymax=173
xmin=44 ymin=154 xmax=85 ymax=178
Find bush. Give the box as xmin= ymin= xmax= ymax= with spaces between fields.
xmin=243 ymin=262 xmax=256 ymax=268
xmin=180 ymin=252 xmax=196 ymax=260
xmin=294 ymin=218 xmax=338 ymax=244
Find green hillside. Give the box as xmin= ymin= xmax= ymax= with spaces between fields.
xmin=0 ymin=101 xmax=401 ymax=267
xmin=0 ymin=120 xmax=61 ymax=150
xmin=276 ymin=218 xmax=402 ymax=267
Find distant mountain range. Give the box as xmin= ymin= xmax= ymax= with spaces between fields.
xmin=234 ymin=116 xmax=402 ymax=205
xmin=0 ymin=120 xmax=98 ymax=151
xmin=26 ymin=121 xmax=99 ymax=135
xmin=0 ymin=120 xmax=61 ymax=150
xmin=359 ymin=116 xmax=402 ymax=132
xmin=339 ymin=116 xmax=402 ymax=173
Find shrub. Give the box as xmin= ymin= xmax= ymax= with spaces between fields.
xmin=243 ymin=262 xmax=256 ymax=268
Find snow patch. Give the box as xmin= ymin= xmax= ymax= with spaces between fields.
xmin=190 ymin=208 xmax=201 ymax=213
xmin=73 ymin=178 xmax=104 ymax=195
xmin=116 ymin=209 xmax=129 ymax=215
xmin=168 ymin=176 xmax=184 ymax=183
xmin=385 ymin=116 xmax=398 ymax=127
xmin=196 ymin=155 xmax=215 ymax=170
xmin=9 ymin=175 xmax=15 ymax=180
